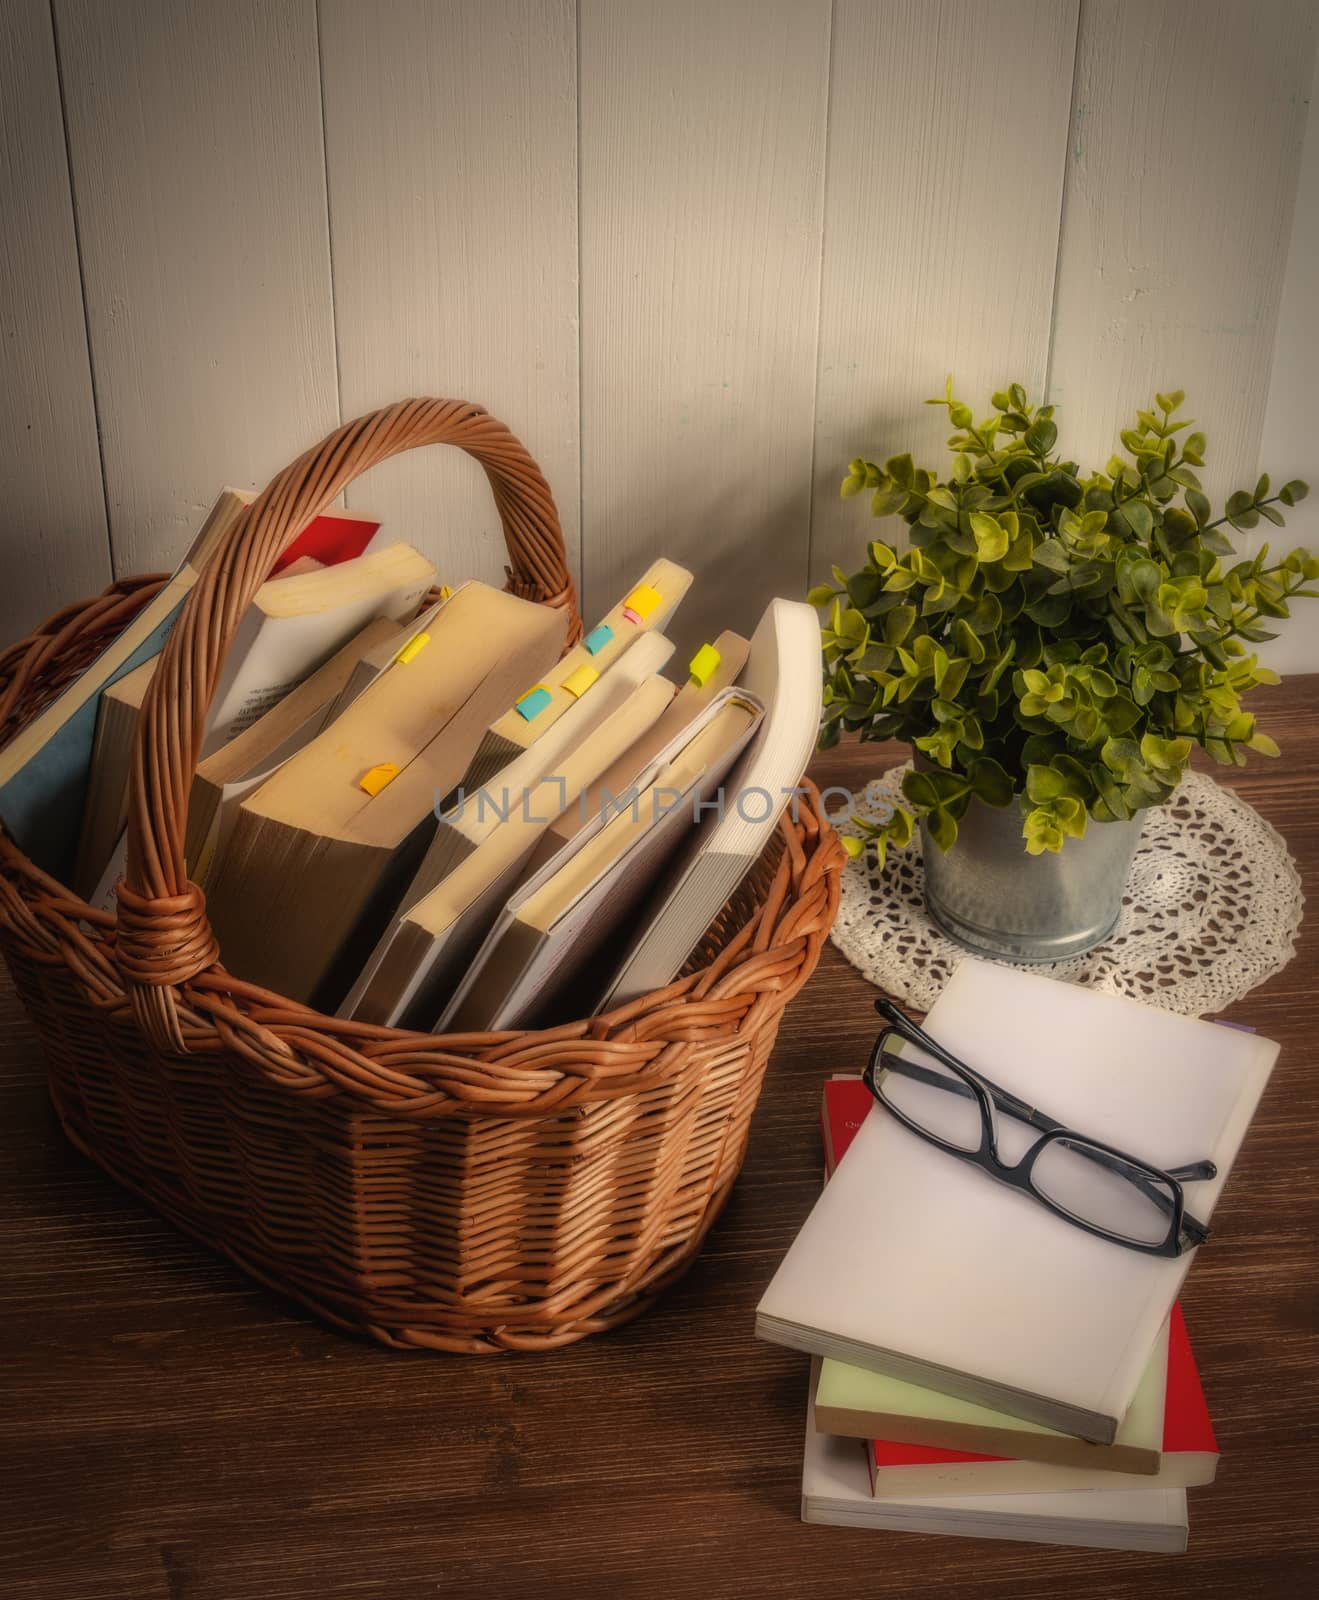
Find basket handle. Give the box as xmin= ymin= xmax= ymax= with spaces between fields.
xmin=116 ymin=399 xmax=581 ymax=1052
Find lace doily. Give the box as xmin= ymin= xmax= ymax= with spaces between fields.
xmin=830 ymin=762 xmax=1303 ymax=1017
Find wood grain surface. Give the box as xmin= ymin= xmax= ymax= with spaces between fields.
xmin=2 ymin=677 xmax=1317 ymax=1599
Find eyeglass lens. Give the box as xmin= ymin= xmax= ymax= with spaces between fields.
xmin=878 ymin=1036 xmax=1179 ymax=1248
xmin=1030 ymin=1137 xmax=1175 ymax=1247
xmin=876 ymin=1041 xmax=982 ymax=1153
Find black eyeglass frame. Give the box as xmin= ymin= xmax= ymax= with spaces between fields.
xmin=863 ymin=999 xmax=1216 ymax=1259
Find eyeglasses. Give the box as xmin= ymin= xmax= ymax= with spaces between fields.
xmin=863 ymin=999 xmax=1216 ymax=1258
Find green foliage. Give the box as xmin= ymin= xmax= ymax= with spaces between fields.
xmin=817 ymin=380 xmax=1313 ymax=856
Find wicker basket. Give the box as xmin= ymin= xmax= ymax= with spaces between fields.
xmin=0 ymin=400 xmax=843 ymax=1352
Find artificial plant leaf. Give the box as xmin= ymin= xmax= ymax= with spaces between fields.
xmin=970 ymin=512 xmax=1010 ymax=562
xmin=847 ymin=571 xmax=885 ymax=609
xmin=925 ymin=806 xmax=958 ymax=854
xmin=885 ymin=453 xmax=915 ymax=488
xmin=1004 ymin=529 xmax=1035 ymax=571
xmin=871 ymin=485 xmax=909 ymax=517
xmin=1023 ymin=808 xmax=1064 ymax=856
xmin=968 ymin=756 xmax=1015 ymax=807
xmin=939 ymin=657 xmax=971 ymax=700
xmin=884 ymin=604 xmax=917 ymax=645
xmin=1025 ymin=765 xmax=1066 ymax=802
xmin=954 ymin=617 xmax=986 ymax=663
xmin=1124 ymin=500 xmax=1154 ymax=541
xmin=1054 ymin=795 xmax=1088 ymax=839
xmin=1101 ymin=736 xmax=1143 ymax=779
xmin=1024 ymin=591 xmax=1071 ymax=627
xmin=902 ymin=770 xmax=939 ymax=810
xmin=1026 ymin=418 xmax=1058 ymax=456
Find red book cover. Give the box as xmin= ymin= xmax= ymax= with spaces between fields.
xmin=819 ymin=1074 xmax=871 ymax=1170
xmin=270 ymin=511 xmax=381 ymax=575
xmin=1164 ymin=1302 xmax=1217 ymax=1457
xmin=819 ymin=1076 xmax=1218 ymax=1476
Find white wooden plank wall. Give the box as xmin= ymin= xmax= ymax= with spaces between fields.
xmin=0 ymin=0 xmax=1315 ymax=664
xmin=1049 ymin=0 xmax=1317 ymax=506
xmin=0 ymin=0 xmax=109 ymax=624
xmin=52 ymin=0 xmax=340 ymax=576
xmin=579 ymin=0 xmax=832 ymax=652
xmin=318 ymin=0 xmax=580 ymax=594
xmin=810 ymin=0 xmax=1080 ymax=587
xmin=1258 ymin=34 xmax=1319 ymax=675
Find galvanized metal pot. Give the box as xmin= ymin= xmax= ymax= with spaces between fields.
xmin=920 ymin=784 xmax=1145 ymax=963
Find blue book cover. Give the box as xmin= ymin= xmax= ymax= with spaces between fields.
xmin=0 ymin=605 xmax=185 ymax=884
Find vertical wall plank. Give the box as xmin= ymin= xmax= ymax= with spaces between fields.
xmin=54 ymin=0 xmax=340 ymax=575
xmin=1049 ymin=0 xmax=1318 ymax=507
xmin=0 ymin=0 xmax=110 ymax=637
xmin=810 ymin=0 xmax=1080 ymax=587
xmin=1258 ymin=38 xmax=1319 ymax=675
xmin=319 ymin=0 xmax=579 ymax=594
xmin=579 ymin=0 xmax=832 ymax=650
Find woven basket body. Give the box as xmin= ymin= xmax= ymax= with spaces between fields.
xmin=0 ymin=401 xmax=842 ymax=1351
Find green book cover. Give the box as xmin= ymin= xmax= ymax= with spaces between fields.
xmin=814 ymin=1320 xmax=1168 ymax=1471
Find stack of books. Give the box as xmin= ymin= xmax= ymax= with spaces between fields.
xmin=0 ymin=487 xmax=823 ymax=1030
xmin=757 ymin=960 xmax=1279 ymax=1552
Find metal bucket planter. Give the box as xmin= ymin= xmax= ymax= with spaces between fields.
xmin=921 ymin=786 xmax=1144 ymax=963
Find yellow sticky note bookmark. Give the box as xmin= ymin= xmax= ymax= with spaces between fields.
xmin=622 ymin=583 xmax=662 ymax=624
xmin=359 ymin=762 xmax=400 ymax=797
xmin=395 ymin=631 xmax=430 ymax=665
xmin=561 ymin=663 xmax=599 ymax=700
xmin=688 ymin=643 xmax=721 ymax=687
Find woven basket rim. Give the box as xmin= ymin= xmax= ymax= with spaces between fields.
xmin=0 ymin=402 xmax=844 ymax=1122
xmin=0 ymin=763 xmax=841 ymax=1117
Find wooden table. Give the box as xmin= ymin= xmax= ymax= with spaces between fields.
xmin=3 ymin=678 xmax=1317 ymax=1600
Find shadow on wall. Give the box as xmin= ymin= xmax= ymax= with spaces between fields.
xmin=809 ymin=391 xmax=925 ymax=591
xmin=587 ymin=473 xmax=814 ymax=661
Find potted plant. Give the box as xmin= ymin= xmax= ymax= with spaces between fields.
xmin=812 ymin=381 xmax=1313 ymax=960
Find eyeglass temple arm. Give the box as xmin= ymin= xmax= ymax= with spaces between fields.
xmin=1162 ymin=1162 xmax=1216 ymax=1245
xmin=876 ymin=1012 xmax=1215 ymax=1245
xmin=875 ymin=1003 xmax=1066 ymax=1137
xmin=877 ymin=1004 xmax=1220 ymax=1174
